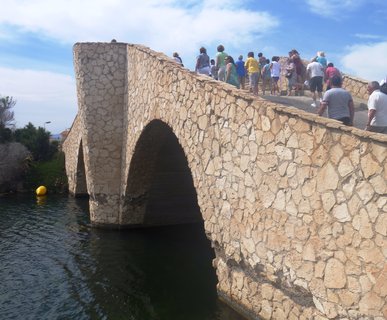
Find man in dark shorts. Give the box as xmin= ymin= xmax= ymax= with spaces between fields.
xmin=317 ymin=75 xmax=354 ymax=126
xmin=306 ymin=57 xmax=324 ymax=107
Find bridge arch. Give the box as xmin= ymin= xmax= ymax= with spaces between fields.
xmin=120 ymin=119 xmax=201 ymax=226
xmin=63 ymin=42 xmax=387 ymax=320
xmin=74 ymin=140 xmax=87 ymax=196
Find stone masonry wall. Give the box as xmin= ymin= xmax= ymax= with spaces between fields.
xmin=65 ymin=43 xmax=387 ymax=320
xmin=72 ymin=43 xmax=128 ymax=224
xmin=342 ymin=75 xmax=369 ymax=100
xmin=62 ymin=114 xmax=83 ymax=194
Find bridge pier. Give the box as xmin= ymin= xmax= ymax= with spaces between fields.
xmin=71 ymin=42 xmax=128 ymax=226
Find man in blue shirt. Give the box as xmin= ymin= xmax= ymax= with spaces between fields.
xmin=235 ymin=55 xmax=246 ymax=90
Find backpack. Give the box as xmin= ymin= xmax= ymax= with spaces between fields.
xmin=380 ymin=82 xmax=387 ymax=95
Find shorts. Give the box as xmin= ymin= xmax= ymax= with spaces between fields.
xmin=271 ymin=76 xmax=279 ymax=83
xmin=309 ymin=76 xmax=323 ymax=92
xmin=249 ymin=72 xmax=259 ymax=87
xmin=197 ymin=66 xmax=211 ymax=75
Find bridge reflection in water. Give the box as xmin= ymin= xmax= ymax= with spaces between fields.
xmin=0 ymin=194 xmax=248 ymax=320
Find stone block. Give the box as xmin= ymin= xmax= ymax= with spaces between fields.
xmin=324 ymin=258 xmax=346 ymax=288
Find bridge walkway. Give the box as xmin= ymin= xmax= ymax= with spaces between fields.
xmin=237 ymin=82 xmax=369 ymax=130
xmin=261 ymin=93 xmax=369 ymax=130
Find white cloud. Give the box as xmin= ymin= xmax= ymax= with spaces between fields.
xmin=0 ymin=1 xmax=281 ymax=133
xmin=0 ymin=67 xmax=77 ymax=133
xmin=305 ymin=0 xmax=364 ymax=18
xmin=354 ymin=33 xmax=384 ymax=40
xmin=340 ymin=41 xmax=387 ymax=81
xmin=0 ymin=0 xmax=279 ymax=66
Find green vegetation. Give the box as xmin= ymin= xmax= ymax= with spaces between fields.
xmin=13 ymin=123 xmax=58 ymax=161
xmin=0 ymin=95 xmax=16 ymax=143
xmin=0 ymin=95 xmax=68 ymax=193
xmin=24 ymin=152 xmax=68 ymax=193
xmin=0 ymin=95 xmax=16 ymax=129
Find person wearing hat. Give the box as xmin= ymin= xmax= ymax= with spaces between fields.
xmin=316 ymin=51 xmax=327 ymax=69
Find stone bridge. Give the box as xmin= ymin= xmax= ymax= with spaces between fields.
xmin=63 ymin=42 xmax=387 ymax=320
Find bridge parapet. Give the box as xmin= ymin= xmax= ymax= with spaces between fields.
xmin=342 ymin=74 xmax=369 ymax=100
xmin=64 ymin=42 xmax=387 ymax=320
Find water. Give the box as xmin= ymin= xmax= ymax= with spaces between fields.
xmin=0 ymin=194 xmax=247 ymax=320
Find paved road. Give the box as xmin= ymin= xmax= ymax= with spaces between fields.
xmin=261 ymin=94 xmax=369 ymax=130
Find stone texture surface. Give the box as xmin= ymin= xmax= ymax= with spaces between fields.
xmin=63 ymin=42 xmax=387 ymax=320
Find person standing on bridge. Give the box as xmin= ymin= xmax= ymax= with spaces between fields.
xmin=285 ymin=54 xmax=298 ymax=96
xmin=317 ymin=75 xmax=354 ymax=126
xmin=261 ymin=59 xmax=271 ymax=95
xmin=216 ymin=45 xmax=228 ymax=82
xmin=173 ymin=52 xmax=184 ymax=66
xmin=245 ymin=52 xmax=260 ymax=95
xmin=365 ymin=81 xmax=387 ymax=134
xmin=195 ymin=47 xmax=211 ymax=76
xmin=257 ymin=52 xmax=266 ymax=88
xmin=306 ymin=57 xmax=324 ymax=107
xmin=325 ymin=63 xmax=341 ymax=90
xmin=235 ymin=55 xmax=246 ymax=89
xmin=225 ymin=56 xmax=240 ymax=89
xmin=290 ymin=49 xmax=306 ymax=88
xmin=316 ymin=51 xmax=327 ymax=69
xmin=270 ymin=56 xmax=281 ymax=96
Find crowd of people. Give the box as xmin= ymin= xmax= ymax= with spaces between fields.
xmin=172 ymin=46 xmax=387 ymax=134
xmin=189 ymin=45 xmax=284 ymax=96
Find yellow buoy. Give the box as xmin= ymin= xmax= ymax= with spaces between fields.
xmin=36 ymin=186 xmax=47 ymax=196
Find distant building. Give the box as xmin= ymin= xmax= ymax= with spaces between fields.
xmin=60 ymin=129 xmax=70 ymax=142
xmin=49 ymin=134 xmax=61 ymax=142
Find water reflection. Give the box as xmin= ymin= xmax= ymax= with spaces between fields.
xmin=36 ymin=195 xmax=47 ymax=206
xmin=0 ymin=194 xmax=247 ymax=320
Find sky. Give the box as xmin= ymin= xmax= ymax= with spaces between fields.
xmin=0 ymin=0 xmax=386 ymax=134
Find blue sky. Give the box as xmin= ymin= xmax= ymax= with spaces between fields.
xmin=1 ymin=0 xmax=386 ymax=133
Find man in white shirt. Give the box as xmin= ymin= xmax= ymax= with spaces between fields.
xmin=306 ymin=57 xmax=324 ymax=107
xmin=366 ymin=81 xmax=387 ymax=134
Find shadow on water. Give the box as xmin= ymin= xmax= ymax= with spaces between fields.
xmin=0 ymin=194 xmax=248 ymax=320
